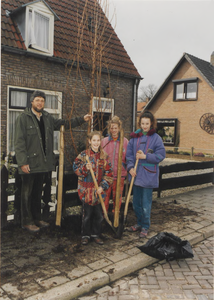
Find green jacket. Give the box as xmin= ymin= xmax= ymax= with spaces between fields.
xmin=14 ymin=108 xmax=85 ymax=174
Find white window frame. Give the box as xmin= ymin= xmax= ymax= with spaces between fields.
xmin=92 ymin=97 xmax=114 ymax=114
xmin=7 ymin=86 xmax=62 ymax=155
xmin=25 ymin=5 xmax=54 ymax=56
xmin=92 ymin=97 xmax=114 ymax=134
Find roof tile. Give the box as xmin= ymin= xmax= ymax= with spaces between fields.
xmin=1 ymin=0 xmax=141 ymax=78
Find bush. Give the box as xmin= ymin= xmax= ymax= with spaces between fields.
xmin=166 ymin=150 xmax=174 ymax=154
xmin=180 ymin=151 xmax=190 ymax=156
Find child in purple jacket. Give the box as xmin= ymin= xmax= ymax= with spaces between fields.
xmin=126 ymin=111 xmax=165 ymax=238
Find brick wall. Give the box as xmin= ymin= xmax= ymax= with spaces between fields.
xmin=149 ymin=60 xmax=214 ymax=153
xmin=1 ymin=51 xmax=135 ymax=166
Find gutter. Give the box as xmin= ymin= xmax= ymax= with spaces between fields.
xmin=132 ymin=78 xmax=141 ymax=132
xmin=1 ymin=46 xmax=142 ymax=81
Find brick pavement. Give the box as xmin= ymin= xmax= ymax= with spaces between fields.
xmin=75 ymin=237 xmax=214 ymax=300
xmin=0 ymin=186 xmax=213 ymax=300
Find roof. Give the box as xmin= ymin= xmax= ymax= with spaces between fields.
xmin=145 ymin=52 xmax=214 ymax=110
xmin=1 ymin=0 xmax=141 ymax=79
xmin=137 ymin=102 xmax=146 ymax=112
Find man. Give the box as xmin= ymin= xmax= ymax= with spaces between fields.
xmin=101 ymin=116 xmax=129 ymax=213
xmin=15 ymin=90 xmax=91 ymax=233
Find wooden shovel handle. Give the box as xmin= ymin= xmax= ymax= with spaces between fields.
xmin=114 ymin=129 xmax=124 ymax=228
xmin=85 ymin=155 xmax=112 ymax=225
xmin=124 ymin=158 xmax=139 ymax=218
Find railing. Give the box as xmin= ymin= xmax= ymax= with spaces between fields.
xmin=155 ymin=160 xmax=214 ymax=197
xmin=1 ymin=160 xmax=214 ymax=228
xmin=165 ymin=146 xmax=214 ymax=158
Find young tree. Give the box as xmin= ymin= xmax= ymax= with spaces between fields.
xmin=63 ymin=0 xmax=117 ymax=165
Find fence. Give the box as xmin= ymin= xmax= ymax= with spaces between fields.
xmin=165 ymin=146 xmax=214 ymax=158
xmin=1 ymin=160 xmax=214 ymax=228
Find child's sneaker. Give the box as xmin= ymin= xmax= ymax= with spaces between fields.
xmin=139 ymin=228 xmax=148 ymax=238
xmin=127 ymin=224 xmax=141 ymax=232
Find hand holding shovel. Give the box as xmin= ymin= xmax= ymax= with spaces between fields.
xmin=85 ymin=155 xmax=117 ymax=234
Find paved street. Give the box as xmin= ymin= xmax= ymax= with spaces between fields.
xmin=76 ymin=237 xmax=214 ymax=300
xmin=1 ymin=186 xmax=213 ymax=300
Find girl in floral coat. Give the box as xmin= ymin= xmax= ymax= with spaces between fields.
xmin=73 ymin=131 xmax=113 ymax=245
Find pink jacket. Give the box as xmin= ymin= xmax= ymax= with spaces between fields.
xmin=101 ymin=134 xmax=129 ymax=179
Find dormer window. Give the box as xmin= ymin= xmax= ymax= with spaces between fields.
xmin=28 ymin=8 xmax=51 ymax=52
xmin=173 ymin=78 xmax=198 ymax=101
xmin=11 ymin=0 xmax=59 ymax=56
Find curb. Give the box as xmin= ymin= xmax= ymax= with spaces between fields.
xmin=25 ymin=225 xmax=213 ymax=300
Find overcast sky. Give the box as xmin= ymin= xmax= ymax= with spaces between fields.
xmin=108 ymin=0 xmax=214 ymax=93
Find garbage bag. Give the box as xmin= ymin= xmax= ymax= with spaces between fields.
xmin=138 ymin=232 xmax=194 ymax=261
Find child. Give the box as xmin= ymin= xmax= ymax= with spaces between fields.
xmin=126 ymin=111 xmax=165 ymax=238
xmin=101 ymin=116 xmax=129 ymax=213
xmin=73 ymin=131 xmax=113 ymax=245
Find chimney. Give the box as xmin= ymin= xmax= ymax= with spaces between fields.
xmin=211 ymin=51 xmax=214 ymax=66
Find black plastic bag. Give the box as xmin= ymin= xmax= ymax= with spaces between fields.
xmin=138 ymin=232 xmax=194 ymax=261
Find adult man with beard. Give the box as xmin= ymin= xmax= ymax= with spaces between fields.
xmin=15 ymin=90 xmax=91 ymax=233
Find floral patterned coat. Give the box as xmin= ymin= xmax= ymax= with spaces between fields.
xmin=73 ymin=149 xmax=113 ymax=205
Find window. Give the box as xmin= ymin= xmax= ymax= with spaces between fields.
xmin=28 ymin=8 xmax=51 ymax=53
xmin=92 ymin=97 xmax=114 ymax=137
xmin=173 ymin=78 xmax=198 ymax=101
xmin=8 ymin=87 xmax=62 ymax=154
xmin=157 ymin=119 xmax=177 ymax=146
xmin=13 ymin=1 xmax=57 ymax=56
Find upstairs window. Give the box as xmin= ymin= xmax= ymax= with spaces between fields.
xmin=12 ymin=1 xmax=58 ymax=56
xmin=28 ymin=9 xmax=50 ymax=52
xmin=173 ymin=78 xmax=198 ymax=101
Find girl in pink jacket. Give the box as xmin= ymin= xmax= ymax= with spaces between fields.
xmin=101 ymin=116 xmax=129 ymax=213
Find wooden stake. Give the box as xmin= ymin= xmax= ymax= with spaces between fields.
xmin=114 ymin=129 xmax=124 ymax=228
xmin=56 ymin=125 xmax=64 ymax=226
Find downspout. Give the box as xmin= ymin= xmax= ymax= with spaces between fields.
xmin=132 ymin=78 xmax=141 ymax=132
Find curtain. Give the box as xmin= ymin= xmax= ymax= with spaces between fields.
xmin=9 ymin=111 xmax=22 ymax=152
xmin=186 ymin=82 xmax=197 ymax=99
xmin=34 ymin=12 xmax=49 ymax=50
xmin=45 ymin=95 xmax=58 ymax=109
xmin=176 ymin=83 xmax=184 ymax=99
xmin=11 ymin=91 xmax=27 ymax=107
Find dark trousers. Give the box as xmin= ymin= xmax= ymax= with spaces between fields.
xmin=20 ymin=173 xmax=45 ymax=226
xmin=82 ymin=203 xmax=103 ymax=238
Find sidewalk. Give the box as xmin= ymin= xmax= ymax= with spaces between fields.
xmin=1 ymin=186 xmax=214 ymax=300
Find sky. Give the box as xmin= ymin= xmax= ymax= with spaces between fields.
xmin=108 ymin=0 xmax=214 ymax=93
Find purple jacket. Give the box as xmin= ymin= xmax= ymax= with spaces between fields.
xmin=126 ymin=129 xmax=165 ymax=188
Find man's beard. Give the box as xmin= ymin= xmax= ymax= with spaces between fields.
xmin=34 ymin=107 xmax=44 ymax=113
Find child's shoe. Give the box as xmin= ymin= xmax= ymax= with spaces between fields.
xmin=127 ymin=224 xmax=141 ymax=232
xmin=81 ymin=237 xmax=89 ymax=245
xmin=139 ymin=228 xmax=148 ymax=238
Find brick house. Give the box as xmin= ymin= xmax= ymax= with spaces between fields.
xmin=1 ymin=0 xmax=141 ymax=169
xmin=144 ymin=52 xmax=214 ymax=154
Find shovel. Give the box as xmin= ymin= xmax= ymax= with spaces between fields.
xmin=85 ymin=155 xmax=117 ymax=235
xmin=114 ymin=129 xmax=124 ymax=228
xmin=123 ymin=158 xmax=139 ymax=226
xmin=115 ymin=158 xmax=139 ymax=239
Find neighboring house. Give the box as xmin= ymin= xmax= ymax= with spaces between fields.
xmin=144 ymin=52 xmax=214 ymax=153
xmin=136 ymin=101 xmax=146 ymax=124
xmin=1 ymin=0 xmax=141 ymax=169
